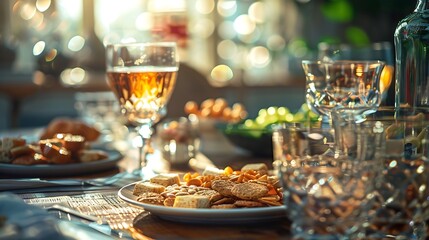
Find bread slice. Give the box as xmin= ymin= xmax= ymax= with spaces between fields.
xmin=149 ymin=173 xmax=180 ymax=187
xmin=173 ymin=195 xmax=210 ymax=208
xmin=133 ymin=181 xmax=165 ymax=196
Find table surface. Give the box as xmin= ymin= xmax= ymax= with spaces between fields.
xmin=1 ymin=127 xmax=287 ymax=239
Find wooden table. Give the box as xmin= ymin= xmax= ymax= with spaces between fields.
xmin=131 ymin=212 xmax=291 ymax=240
xmin=1 ymin=126 xmax=289 ymax=239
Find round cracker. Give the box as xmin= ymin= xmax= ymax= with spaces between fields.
xmin=211 ymin=180 xmax=236 ymax=197
xmin=231 ymin=182 xmax=269 ymax=200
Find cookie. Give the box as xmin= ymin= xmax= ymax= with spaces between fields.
xmin=211 ymin=180 xmax=236 ymax=197
xmin=231 ymin=182 xmax=269 ymax=200
xmin=234 ymin=200 xmax=266 ymax=208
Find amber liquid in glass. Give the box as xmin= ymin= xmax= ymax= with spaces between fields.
xmin=106 ymin=68 xmax=177 ymax=124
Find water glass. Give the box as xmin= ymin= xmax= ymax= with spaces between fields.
xmin=156 ymin=117 xmax=199 ymax=166
xmin=364 ymin=107 xmax=429 ymax=239
xmin=74 ymin=91 xmax=128 ymax=146
xmin=302 ymin=60 xmax=385 ymax=123
xmin=272 ymin=122 xmax=334 ymax=171
xmin=279 ymin=119 xmax=385 ymax=239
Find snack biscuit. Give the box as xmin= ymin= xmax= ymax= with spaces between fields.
xmin=150 ymin=173 xmax=181 ymax=186
xmin=194 ymin=189 xmax=218 ymax=197
xmin=173 ymin=195 xmax=210 ymax=208
xmin=231 ymin=182 xmax=269 ymax=200
xmin=241 ymin=163 xmax=268 ymax=175
xmin=234 ymin=200 xmax=266 ymax=208
xmin=211 ymin=180 xmax=236 ymax=197
xmin=133 ymin=182 xmax=165 ymax=196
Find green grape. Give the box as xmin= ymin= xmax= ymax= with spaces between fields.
xmin=285 ymin=113 xmax=294 ymax=122
xmin=244 ymin=119 xmax=257 ymax=129
xmin=258 ymin=108 xmax=267 ymax=118
xmin=255 ymin=116 xmax=268 ymax=128
xmin=267 ymin=106 xmax=277 ymax=115
xmin=293 ymin=112 xmax=305 ymax=122
xmin=300 ymin=103 xmax=310 ymax=113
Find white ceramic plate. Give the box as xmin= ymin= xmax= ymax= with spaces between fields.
xmin=118 ymin=182 xmax=287 ymax=224
xmin=0 ymin=149 xmax=122 ymax=177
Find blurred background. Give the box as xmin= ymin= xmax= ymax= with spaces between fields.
xmin=0 ymin=0 xmax=413 ymax=130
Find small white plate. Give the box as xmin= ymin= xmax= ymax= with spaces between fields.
xmin=0 ymin=149 xmax=122 ymax=177
xmin=118 ymin=182 xmax=287 ymax=224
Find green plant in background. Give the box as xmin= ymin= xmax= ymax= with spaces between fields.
xmin=321 ymin=0 xmax=353 ymax=23
xmin=320 ymin=0 xmax=368 ymax=47
xmin=312 ymin=0 xmax=413 ymax=47
xmin=344 ymin=27 xmax=370 ymax=47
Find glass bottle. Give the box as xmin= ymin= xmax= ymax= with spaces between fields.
xmin=394 ymin=0 xmax=429 ymax=108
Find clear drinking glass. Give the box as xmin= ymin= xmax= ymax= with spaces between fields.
xmin=302 ymin=60 xmax=385 ymax=123
xmin=279 ymin=116 xmax=385 ymax=239
xmin=272 ymin=121 xmax=335 ymax=172
xmin=156 ymin=117 xmax=199 ymax=167
xmin=363 ymin=107 xmax=429 ymax=239
xmin=105 ymin=42 xmax=179 ymax=178
xmin=317 ymin=42 xmax=394 ymax=105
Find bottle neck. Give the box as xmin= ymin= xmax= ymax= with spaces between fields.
xmin=416 ymin=0 xmax=429 ymax=12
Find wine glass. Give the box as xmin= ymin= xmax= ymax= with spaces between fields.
xmin=302 ymin=60 xmax=385 ymax=123
xmin=318 ymin=42 xmax=395 ymax=105
xmin=106 ymin=42 xmax=179 ymax=178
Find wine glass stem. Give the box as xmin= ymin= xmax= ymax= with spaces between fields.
xmin=137 ymin=123 xmax=153 ymax=171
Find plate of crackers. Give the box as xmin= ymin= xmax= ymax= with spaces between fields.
xmin=0 ymin=118 xmax=122 ymax=177
xmin=118 ymin=163 xmax=287 ymax=224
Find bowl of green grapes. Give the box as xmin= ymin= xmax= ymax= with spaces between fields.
xmin=221 ymin=105 xmax=319 ymax=157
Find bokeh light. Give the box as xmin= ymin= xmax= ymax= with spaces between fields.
xmin=248 ymin=46 xmax=271 ymax=68
xmin=233 ymin=14 xmax=255 ymax=35
xmin=135 ymin=12 xmax=153 ymax=31
xmin=217 ymin=40 xmax=238 ymax=60
xmin=60 ymin=67 xmax=87 ymax=86
xmin=29 ymin=11 xmax=44 ymax=29
xmin=45 ymin=49 xmax=58 ymax=62
xmin=36 ymin=0 xmax=51 ymax=12
xmin=217 ymin=0 xmax=237 ymax=17
xmin=210 ymin=65 xmax=234 ymax=86
xmin=33 ymin=41 xmax=46 ymax=56
xmin=218 ymin=21 xmax=236 ymax=39
xmin=68 ymin=35 xmax=85 ymax=52
xmin=20 ymin=2 xmax=36 ymax=20
xmin=248 ymin=2 xmax=265 ymax=24
xmin=196 ymin=0 xmax=215 ymax=14
xmin=192 ymin=18 xmax=215 ymax=38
